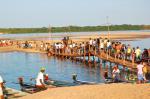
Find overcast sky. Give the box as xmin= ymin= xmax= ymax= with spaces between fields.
xmin=0 ymin=0 xmax=150 ymax=28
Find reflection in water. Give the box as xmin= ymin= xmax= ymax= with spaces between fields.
xmin=0 ymin=52 xmax=135 ymax=90
xmin=0 ymin=52 xmax=104 ymax=89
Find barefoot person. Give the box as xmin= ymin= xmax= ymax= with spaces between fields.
xmin=36 ymin=67 xmax=47 ymax=90
xmin=0 ymin=75 xmax=4 ymax=99
xmin=137 ymin=62 xmax=144 ymax=84
xmin=142 ymin=62 xmax=147 ymax=82
xmin=112 ymin=65 xmax=120 ymax=83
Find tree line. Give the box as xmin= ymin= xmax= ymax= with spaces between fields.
xmin=0 ymin=24 xmax=150 ymax=34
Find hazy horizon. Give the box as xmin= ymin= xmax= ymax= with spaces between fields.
xmin=0 ymin=24 xmax=150 ymax=29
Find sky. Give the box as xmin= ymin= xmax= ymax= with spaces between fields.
xmin=0 ymin=0 xmax=150 ymax=28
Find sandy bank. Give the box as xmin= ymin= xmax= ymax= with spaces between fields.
xmin=15 ymin=32 xmax=150 ymax=44
xmin=2 ymin=32 xmax=150 ymax=42
xmin=0 ymin=47 xmax=47 ymax=53
xmin=19 ymin=84 xmax=150 ymax=99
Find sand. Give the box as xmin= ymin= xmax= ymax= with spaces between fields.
xmin=2 ymin=32 xmax=150 ymax=42
xmin=0 ymin=47 xmax=47 ymax=53
xmin=19 ymin=84 xmax=150 ymax=99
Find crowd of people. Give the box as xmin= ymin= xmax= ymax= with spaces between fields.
xmin=0 ymin=40 xmax=13 ymax=47
xmin=106 ymin=61 xmax=149 ymax=84
xmin=137 ymin=61 xmax=148 ymax=84
xmin=52 ymin=37 xmax=149 ymax=65
xmin=1 ymin=38 xmax=149 ymax=65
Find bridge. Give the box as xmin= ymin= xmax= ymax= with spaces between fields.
xmin=49 ymin=46 xmax=150 ymax=72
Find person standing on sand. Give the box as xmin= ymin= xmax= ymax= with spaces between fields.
xmin=112 ymin=65 xmax=120 ymax=82
xmin=142 ymin=62 xmax=147 ymax=81
xmin=137 ymin=62 xmax=144 ymax=84
xmin=0 ymin=75 xmax=4 ymax=99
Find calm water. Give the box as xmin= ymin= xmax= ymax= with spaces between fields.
xmin=122 ymin=38 xmax=150 ymax=50
xmin=0 ymin=52 xmax=104 ymax=90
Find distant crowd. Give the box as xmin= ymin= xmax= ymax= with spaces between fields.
xmin=0 ymin=38 xmax=149 ymax=65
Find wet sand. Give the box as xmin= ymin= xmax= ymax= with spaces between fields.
xmin=0 ymin=47 xmax=47 ymax=53
xmin=19 ymin=84 xmax=150 ymax=99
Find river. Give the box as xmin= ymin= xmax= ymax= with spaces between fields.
xmin=0 ymin=31 xmax=149 ymax=90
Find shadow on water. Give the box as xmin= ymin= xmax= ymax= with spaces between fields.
xmin=0 ymin=51 xmax=140 ymax=90
xmin=0 ymin=52 xmax=103 ymax=90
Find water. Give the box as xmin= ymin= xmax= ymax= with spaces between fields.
xmin=0 ymin=52 xmax=103 ymax=90
xmin=122 ymin=38 xmax=150 ymax=50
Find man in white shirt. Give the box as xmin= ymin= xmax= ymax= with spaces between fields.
xmin=36 ymin=68 xmax=47 ymax=90
xmin=107 ymin=40 xmax=111 ymax=49
xmin=137 ymin=62 xmax=144 ymax=84
xmin=93 ymin=39 xmax=97 ymax=47
xmin=0 ymin=75 xmax=4 ymax=99
xmin=72 ymin=42 xmax=76 ymax=48
xmin=100 ymin=40 xmax=104 ymax=50
xmin=89 ymin=38 xmax=93 ymax=46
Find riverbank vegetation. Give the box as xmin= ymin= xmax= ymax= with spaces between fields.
xmin=0 ymin=24 xmax=150 ymax=34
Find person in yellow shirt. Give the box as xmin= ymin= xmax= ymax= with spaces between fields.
xmin=135 ymin=46 xmax=141 ymax=61
xmin=126 ymin=44 xmax=132 ymax=60
xmin=142 ymin=62 xmax=147 ymax=81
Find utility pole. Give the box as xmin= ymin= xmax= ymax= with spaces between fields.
xmin=67 ymin=25 xmax=71 ymax=39
xmin=106 ymin=16 xmax=110 ymax=40
xmin=48 ymin=25 xmax=53 ymax=43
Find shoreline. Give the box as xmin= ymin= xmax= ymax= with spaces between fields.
xmin=1 ymin=31 xmax=150 ymax=41
xmin=0 ymin=32 xmax=149 ymax=53
xmin=19 ymin=83 xmax=150 ymax=99
xmin=0 ymin=47 xmax=47 ymax=53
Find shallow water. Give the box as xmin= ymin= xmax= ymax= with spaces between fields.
xmin=122 ymin=38 xmax=150 ymax=50
xmin=0 ymin=52 xmax=104 ymax=90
